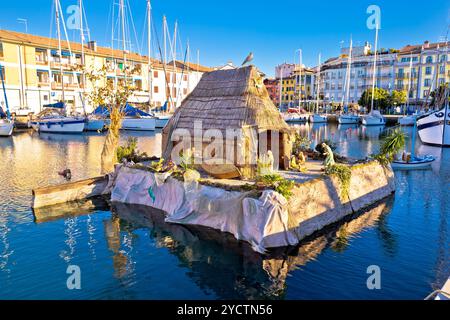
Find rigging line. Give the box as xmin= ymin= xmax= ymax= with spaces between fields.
xmin=126 ymin=0 xmax=142 ymax=55
xmin=57 ymin=0 xmax=72 ymax=55
xmin=48 ymin=0 xmax=55 ymax=48
xmin=175 ymin=47 xmax=188 ymax=105
xmin=82 ymin=4 xmax=91 ymax=42
xmin=151 ymin=15 xmax=174 ymax=108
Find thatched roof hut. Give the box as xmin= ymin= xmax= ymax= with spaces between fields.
xmin=162 ymin=65 xmax=292 ymax=176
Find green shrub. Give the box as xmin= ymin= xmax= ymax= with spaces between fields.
xmin=116 ymin=137 xmax=148 ymax=162
xmin=373 ymin=128 xmax=406 ymax=166
xmin=325 ymin=163 xmax=352 ymax=200
xmin=257 ymin=174 xmax=295 ymax=199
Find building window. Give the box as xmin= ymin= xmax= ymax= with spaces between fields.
xmin=37 ymin=70 xmax=49 ymax=83
xmin=183 ymin=74 xmax=188 ymax=81
xmin=183 ymin=88 xmax=187 ymax=95
xmin=439 ymin=78 xmax=445 ymax=85
xmin=425 ymin=66 xmax=432 ymax=75
xmin=440 ymin=55 xmax=447 ymax=63
xmin=425 ymin=56 xmax=433 ymax=64
xmin=154 ymin=86 xmax=159 ymax=93
xmin=153 ymin=71 xmax=158 ymax=78
xmin=439 ymin=66 xmax=445 ymax=74
xmin=424 ymin=79 xmax=431 ymax=87
xmin=423 ymin=90 xmax=429 ymax=97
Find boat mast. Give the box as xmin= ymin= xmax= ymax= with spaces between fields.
xmin=172 ymin=21 xmax=178 ymax=108
xmin=0 ymin=66 xmax=11 ymax=120
xmin=147 ymin=0 xmax=152 ymax=107
xmin=370 ymin=24 xmax=379 ymax=114
xmin=316 ymin=53 xmax=321 ymax=114
xmin=298 ymin=49 xmax=302 ymax=112
xmin=406 ymin=52 xmax=413 ymax=112
xmin=278 ymin=66 xmax=283 ymax=109
xmin=55 ymin=0 xmax=65 ymax=106
xmin=163 ymin=15 xmax=168 ymax=108
xmin=79 ymin=0 xmax=86 ymax=114
xmin=345 ymin=37 xmax=353 ymax=108
xmin=120 ymin=0 xmax=127 ymax=83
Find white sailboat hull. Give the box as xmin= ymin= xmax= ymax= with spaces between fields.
xmin=85 ymin=119 xmax=107 ymax=131
xmin=121 ymin=117 xmax=156 ymax=131
xmin=284 ymin=114 xmax=308 ymax=123
xmin=417 ymin=108 xmax=450 ymax=147
xmin=309 ymin=114 xmax=328 ymax=123
xmin=338 ymin=115 xmax=360 ymax=124
xmin=32 ymin=117 xmax=85 ymax=133
xmin=0 ymin=120 xmax=14 ymax=136
xmin=362 ymin=115 xmax=386 ymax=126
xmin=155 ymin=116 xmax=171 ymax=128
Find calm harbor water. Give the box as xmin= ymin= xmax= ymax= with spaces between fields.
xmin=0 ymin=124 xmax=448 ymax=299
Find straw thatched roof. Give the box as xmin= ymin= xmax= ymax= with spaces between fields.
xmin=163 ymin=65 xmax=289 ymax=136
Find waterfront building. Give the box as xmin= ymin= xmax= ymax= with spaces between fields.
xmin=273 ymin=64 xmax=315 ymax=108
xmin=319 ymin=42 xmax=396 ymax=105
xmin=263 ymin=78 xmax=279 ymax=106
xmin=316 ymin=40 xmax=449 ymax=108
xmin=395 ymin=41 xmax=450 ymax=105
xmin=0 ymin=29 xmax=211 ymax=115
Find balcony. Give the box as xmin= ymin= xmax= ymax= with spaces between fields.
xmin=51 ymin=82 xmax=81 ymax=90
xmin=50 ymin=61 xmax=76 ymax=70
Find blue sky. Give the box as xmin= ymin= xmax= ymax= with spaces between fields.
xmin=0 ymin=0 xmax=449 ymax=76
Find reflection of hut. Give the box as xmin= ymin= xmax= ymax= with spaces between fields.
xmin=162 ymin=66 xmax=293 ymax=177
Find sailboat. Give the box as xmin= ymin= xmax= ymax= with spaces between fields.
xmin=285 ymin=49 xmax=308 ymax=123
xmin=145 ymin=0 xmax=170 ymax=129
xmin=398 ymin=53 xmax=416 ymax=126
xmin=0 ymin=65 xmax=14 ymax=137
xmin=361 ymin=24 xmax=386 ymax=126
xmin=31 ymin=0 xmax=85 ymax=134
xmin=391 ymin=117 xmax=436 ymax=170
xmin=309 ymin=53 xmax=327 ymax=123
xmin=417 ymin=96 xmax=450 ymax=146
xmin=417 ymin=42 xmax=449 ymax=146
xmin=338 ymin=37 xmax=360 ymax=124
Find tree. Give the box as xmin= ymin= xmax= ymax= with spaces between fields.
xmin=358 ymin=88 xmax=390 ymax=111
xmin=84 ymin=65 xmax=136 ymax=174
xmin=430 ymin=83 xmax=449 ymax=107
xmin=389 ymin=90 xmax=407 ymax=106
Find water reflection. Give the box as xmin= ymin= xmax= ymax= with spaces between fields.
xmin=107 ymin=198 xmax=394 ymax=299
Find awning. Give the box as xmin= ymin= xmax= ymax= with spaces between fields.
xmin=50 ymin=50 xmax=72 ymax=57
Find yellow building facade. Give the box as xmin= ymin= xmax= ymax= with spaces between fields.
xmin=0 ymin=29 xmax=211 ymax=115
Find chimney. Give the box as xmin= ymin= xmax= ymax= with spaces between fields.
xmin=87 ymin=41 xmax=97 ymax=52
xmin=423 ymin=40 xmax=430 ymax=49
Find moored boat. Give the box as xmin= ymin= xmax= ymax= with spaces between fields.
xmin=309 ymin=113 xmax=328 ymax=123
xmin=155 ymin=114 xmax=171 ymax=128
xmin=398 ymin=115 xmax=416 ymax=126
xmin=85 ymin=116 xmax=107 ymax=131
xmin=0 ymin=119 xmax=14 ymax=136
xmin=32 ymin=116 xmax=86 ymax=133
xmin=0 ymin=61 xmax=13 ymax=137
xmin=362 ymin=110 xmax=386 ymax=126
xmin=284 ymin=113 xmax=308 ymax=123
xmin=391 ymin=154 xmax=436 ymax=170
xmin=338 ymin=114 xmax=360 ymax=124
xmin=417 ymin=105 xmax=450 ymax=147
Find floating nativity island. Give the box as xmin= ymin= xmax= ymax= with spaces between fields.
xmin=32 ymin=66 xmax=395 ymax=253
